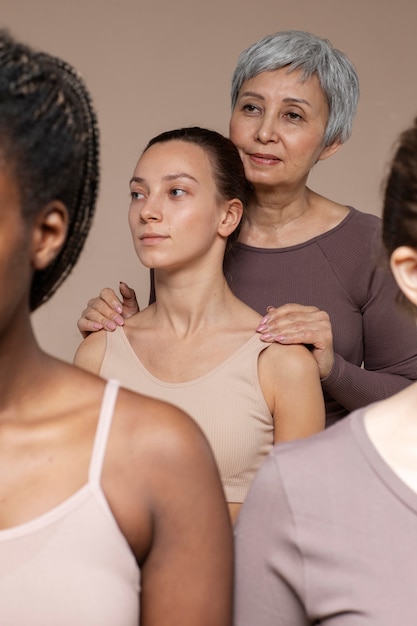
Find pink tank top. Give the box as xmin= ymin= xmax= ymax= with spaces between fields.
xmin=0 ymin=379 xmax=140 ymax=625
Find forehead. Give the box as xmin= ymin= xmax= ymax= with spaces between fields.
xmin=135 ymin=140 xmax=214 ymax=179
xmin=238 ymin=67 xmax=327 ymax=105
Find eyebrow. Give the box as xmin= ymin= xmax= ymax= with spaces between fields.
xmin=239 ymin=91 xmax=311 ymax=107
xmin=130 ymin=173 xmax=199 ymax=185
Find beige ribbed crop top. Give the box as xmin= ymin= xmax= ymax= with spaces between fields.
xmin=0 ymin=380 xmax=140 ymax=626
xmin=100 ymin=328 xmax=274 ymax=503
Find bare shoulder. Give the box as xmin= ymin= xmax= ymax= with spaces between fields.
xmin=104 ymin=386 xmax=228 ymax=562
xmin=107 ymin=388 xmax=233 ymax=626
xmin=112 ymin=386 xmax=219 ymax=474
xmin=258 ymin=342 xmax=324 ymax=439
xmin=260 ymin=341 xmax=318 ymax=380
xmin=73 ymin=328 xmax=108 ymax=373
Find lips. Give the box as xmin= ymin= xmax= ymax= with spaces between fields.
xmin=249 ymin=153 xmax=281 ymax=165
xmin=139 ymin=232 xmax=168 ymax=245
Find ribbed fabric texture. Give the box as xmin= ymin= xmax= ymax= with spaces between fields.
xmin=101 ymin=330 xmax=274 ymax=503
xmin=225 ymin=207 xmax=417 ymax=424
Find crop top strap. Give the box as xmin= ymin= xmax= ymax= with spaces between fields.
xmin=88 ymin=379 xmax=121 ymax=485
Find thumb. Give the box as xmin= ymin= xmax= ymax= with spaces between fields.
xmin=119 ymin=281 xmax=140 ymax=316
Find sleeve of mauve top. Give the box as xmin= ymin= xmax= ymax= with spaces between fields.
xmin=233 ymin=453 xmax=310 ymax=626
xmin=321 ymin=236 xmax=417 ymax=412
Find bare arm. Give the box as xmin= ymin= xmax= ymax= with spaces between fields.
xmin=77 ymin=282 xmax=139 ymax=338
xmin=119 ymin=395 xmax=234 ymax=626
xmin=259 ymin=342 xmax=325 ymax=443
xmin=144 ymin=429 xmax=233 ymax=624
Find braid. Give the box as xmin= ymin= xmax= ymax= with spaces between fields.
xmin=0 ymin=30 xmax=100 ymax=310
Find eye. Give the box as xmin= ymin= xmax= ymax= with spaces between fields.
xmin=242 ymin=103 xmax=261 ymax=114
xmin=285 ymin=111 xmax=303 ymax=121
xmin=169 ymin=188 xmax=186 ymax=198
xmin=131 ymin=190 xmax=145 ymax=200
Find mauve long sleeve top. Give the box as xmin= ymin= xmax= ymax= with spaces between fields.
xmin=224 ymin=207 xmax=417 ymax=426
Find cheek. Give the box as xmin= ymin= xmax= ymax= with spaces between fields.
xmin=229 ymin=114 xmax=242 ymax=144
xmin=294 ymin=131 xmax=326 ymax=160
xmin=128 ymin=206 xmax=138 ymax=231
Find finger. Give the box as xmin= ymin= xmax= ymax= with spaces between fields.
xmin=259 ymin=309 xmax=330 ymax=336
xmin=119 ymin=281 xmax=140 ymax=316
xmin=264 ymin=303 xmax=321 ymax=321
xmin=99 ymin=287 xmax=124 ymax=314
xmin=274 ymin=326 xmax=332 ymax=350
xmin=82 ymin=298 xmax=124 ymax=329
xmin=77 ymin=317 xmax=104 ymax=338
xmin=119 ymin=281 xmax=136 ymax=301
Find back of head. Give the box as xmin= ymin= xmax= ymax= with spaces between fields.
xmin=231 ymin=30 xmax=359 ymax=146
xmin=382 ymin=117 xmax=417 ymax=314
xmin=383 ymin=117 xmax=417 ymax=255
xmin=0 ymin=30 xmax=100 ymax=311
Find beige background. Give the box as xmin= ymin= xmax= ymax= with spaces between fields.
xmin=2 ymin=0 xmax=416 ymax=361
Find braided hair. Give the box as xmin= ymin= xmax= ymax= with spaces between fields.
xmin=0 ymin=30 xmax=100 ymax=310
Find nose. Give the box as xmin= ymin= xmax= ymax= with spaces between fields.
xmin=255 ymin=115 xmax=279 ymax=144
xmin=139 ymin=195 xmax=162 ymax=223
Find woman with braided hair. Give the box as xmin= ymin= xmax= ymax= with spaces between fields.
xmin=0 ymin=31 xmax=232 ymax=626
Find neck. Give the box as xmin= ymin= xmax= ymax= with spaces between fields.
xmin=0 ymin=315 xmax=50 ymax=414
xmin=151 ymin=267 xmax=237 ymax=337
xmin=239 ymin=184 xmax=313 ymax=246
xmin=250 ymin=184 xmax=312 ymax=225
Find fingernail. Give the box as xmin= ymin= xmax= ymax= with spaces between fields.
xmin=92 ymin=322 xmax=103 ymax=330
xmin=260 ymin=333 xmax=274 ymax=341
xmin=256 ymin=323 xmax=269 ymax=332
xmin=115 ymin=305 xmax=123 ymax=314
xmin=114 ymin=316 xmax=124 ymax=326
xmin=105 ymin=321 xmax=116 ymax=330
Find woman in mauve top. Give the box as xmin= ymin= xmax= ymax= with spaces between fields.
xmin=233 ymin=116 xmax=417 ymax=625
xmin=0 ymin=31 xmax=232 ymax=626
xmin=77 ymin=31 xmax=417 ymax=425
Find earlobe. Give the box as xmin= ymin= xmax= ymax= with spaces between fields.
xmin=390 ymin=246 xmax=417 ymax=307
xmin=31 ymin=201 xmax=69 ymax=270
xmin=218 ymin=199 xmax=243 ymax=237
xmin=317 ymin=139 xmax=343 ymax=163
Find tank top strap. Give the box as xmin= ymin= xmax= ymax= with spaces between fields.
xmin=88 ymin=379 xmax=121 ymax=485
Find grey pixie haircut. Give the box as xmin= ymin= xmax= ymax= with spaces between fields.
xmin=231 ymin=30 xmax=359 ymax=146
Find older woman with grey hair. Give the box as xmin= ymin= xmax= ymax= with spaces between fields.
xmin=233 ymin=115 xmax=417 ymax=626
xmin=77 ymin=30 xmax=417 ymax=426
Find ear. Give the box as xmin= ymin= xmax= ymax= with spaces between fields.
xmin=217 ymin=198 xmax=243 ymax=238
xmin=390 ymin=246 xmax=417 ymax=308
xmin=31 ymin=201 xmax=69 ymax=270
xmin=317 ymin=139 xmax=343 ymax=163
